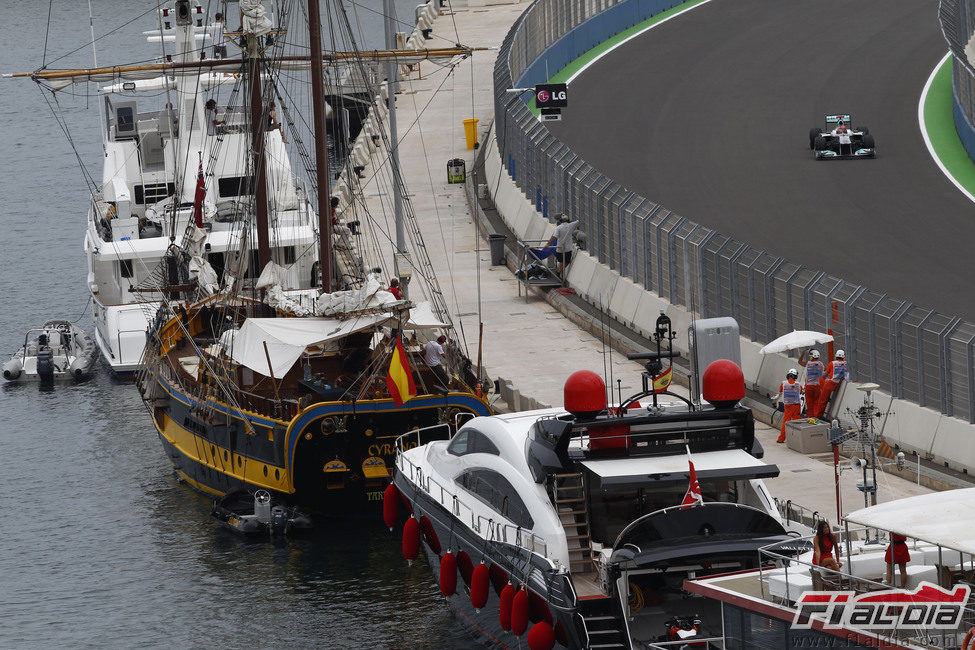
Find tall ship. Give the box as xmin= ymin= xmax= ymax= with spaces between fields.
xmin=14 ymin=0 xmax=490 ymax=510
xmin=389 ymin=317 xmax=810 ymax=648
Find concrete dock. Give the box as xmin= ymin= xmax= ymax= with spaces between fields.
xmin=347 ymin=0 xmax=939 ymax=514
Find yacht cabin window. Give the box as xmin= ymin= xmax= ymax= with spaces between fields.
xmin=119 ymin=259 xmax=134 ymax=279
xmin=447 ymin=428 xmax=500 ymax=457
xmin=456 ymin=469 xmax=533 ymax=529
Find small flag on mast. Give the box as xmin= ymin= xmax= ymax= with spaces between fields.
xmin=192 ymin=153 xmax=206 ymax=228
xmin=653 ymin=366 xmax=673 ymax=391
xmin=385 ymin=333 xmax=417 ymax=406
xmin=680 ymin=447 xmax=702 ymax=509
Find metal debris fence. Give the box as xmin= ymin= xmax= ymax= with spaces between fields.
xmin=940 ymin=0 xmax=975 ymax=159
xmin=493 ymin=0 xmax=975 ymax=422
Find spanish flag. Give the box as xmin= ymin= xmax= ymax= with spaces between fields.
xmin=385 ymin=334 xmax=417 ymax=406
xmin=652 ymin=366 xmax=673 ymax=391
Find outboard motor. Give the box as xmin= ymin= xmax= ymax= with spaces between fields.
xmin=254 ymin=490 xmax=272 ymax=524
xmin=36 ymin=347 xmax=55 ymax=382
xmin=3 ymin=358 xmax=22 ymax=381
xmin=269 ymin=506 xmax=289 ymax=536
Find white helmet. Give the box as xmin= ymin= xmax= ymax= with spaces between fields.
xmin=810 ymin=350 xmax=820 ymax=360
xmin=836 ymin=349 xmax=845 ymax=359
xmin=787 ymin=368 xmax=798 ymax=378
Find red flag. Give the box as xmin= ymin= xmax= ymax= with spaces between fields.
xmin=680 ymin=458 xmax=702 ymax=509
xmin=192 ymin=158 xmax=206 ymax=227
xmin=385 ymin=334 xmax=417 ymax=406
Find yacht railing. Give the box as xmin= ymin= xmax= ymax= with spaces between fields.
xmin=773 ymin=497 xmax=824 ymax=531
xmin=757 ymin=529 xmax=975 ymax=648
xmin=395 ymin=424 xmax=550 ymax=559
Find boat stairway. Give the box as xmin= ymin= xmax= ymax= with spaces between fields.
xmin=553 ymin=473 xmax=593 ymax=573
xmin=578 ymin=596 xmax=629 ymax=649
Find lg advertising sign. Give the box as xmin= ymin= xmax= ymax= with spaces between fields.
xmin=535 ymin=83 xmax=568 ymax=108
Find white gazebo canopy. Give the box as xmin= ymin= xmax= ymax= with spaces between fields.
xmin=844 ymin=488 xmax=975 ymax=555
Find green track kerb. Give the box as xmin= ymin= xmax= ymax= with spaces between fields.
xmin=925 ymin=55 xmax=975 ymax=196
xmin=527 ymin=0 xmax=710 ymax=114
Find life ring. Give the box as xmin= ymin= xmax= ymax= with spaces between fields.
xmin=962 ymin=626 xmax=975 ymax=650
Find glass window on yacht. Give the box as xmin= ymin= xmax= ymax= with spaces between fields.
xmin=447 ymin=428 xmax=500 ymax=457
xmin=587 ymin=479 xmax=738 ymax=545
xmin=283 ymin=246 xmax=296 ymax=265
xmin=119 ymin=259 xmax=133 ymax=278
xmin=218 ymin=175 xmax=256 ymax=198
xmin=456 ymin=469 xmax=534 ymax=529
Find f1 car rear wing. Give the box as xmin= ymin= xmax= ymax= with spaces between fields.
xmin=825 ymin=113 xmax=852 ymax=126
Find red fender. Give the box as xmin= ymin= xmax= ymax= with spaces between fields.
xmin=402 ymin=516 xmax=420 ymax=561
xmin=470 ymin=562 xmax=490 ymax=610
xmin=382 ymin=483 xmax=400 ymax=530
xmin=527 ymin=621 xmax=555 ymax=650
xmin=439 ymin=551 xmax=457 ymax=596
xmin=499 ymin=583 xmax=515 ymax=631
xmin=511 ymin=587 xmax=530 ymax=636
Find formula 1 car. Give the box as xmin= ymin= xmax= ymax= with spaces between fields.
xmin=809 ymin=113 xmax=875 ymax=159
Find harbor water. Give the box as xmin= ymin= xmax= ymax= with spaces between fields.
xmin=0 ymin=1 xmax=473 ymax=647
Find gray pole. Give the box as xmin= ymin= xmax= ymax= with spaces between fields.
xmin=383 ymin=0 xmax=406 ymax=258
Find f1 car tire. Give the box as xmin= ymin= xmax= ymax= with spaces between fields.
xmin=857 ymin=126 xmax=870 ymax=135
xmin=862 ymin=134 xmax=875 ymax=149
xmin=809 ymin=128 xmax=822 ymax=149
xmin=813 ymin=135 xmax=826 ymax=152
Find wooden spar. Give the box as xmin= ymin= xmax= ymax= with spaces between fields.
xmin=247 ymin=33 xmax=271 ymax=273
xmin=262 ymin=341 xmax=281 ymax=402
xmin=307 ymin=0 xmax=332 ymax=292
xmin=477 ymin=321 xmax=483 ymax=386
xmin=4 ymin=48 xmax=481 ymax=82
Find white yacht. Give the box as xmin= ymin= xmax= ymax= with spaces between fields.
xmin=390 ymin=317 xmax=810 ymax=648
xmin=80 ymin=4 xmax=317 ymax=376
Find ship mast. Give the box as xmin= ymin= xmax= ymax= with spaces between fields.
xmin=246 ymin=31 xmax=271 ymax=272
xmin=307 ymin=0 xmax=332 ymax=291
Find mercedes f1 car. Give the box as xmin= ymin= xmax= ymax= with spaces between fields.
xmin=809 ymin=113 xmax=875 ymax=159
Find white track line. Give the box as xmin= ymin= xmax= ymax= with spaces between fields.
xmin=918 ymin=50 xmax=975 ymax=205
xmin=565 ymin=0 xmax=715 ymax=85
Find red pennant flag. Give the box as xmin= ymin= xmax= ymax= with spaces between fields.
xmin=192 ymin=158 xmax=206 ymax=227
xmin=680 ymin=458 xmax=702 ymax=509
xmin=385 ymin=334 xmax=417 ymax=406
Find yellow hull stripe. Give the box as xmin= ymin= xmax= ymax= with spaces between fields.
xmin=157 ymin=411 xmax=295 ymax=494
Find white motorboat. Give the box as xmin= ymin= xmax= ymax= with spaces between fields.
xmin=389 ymin=317 xmax=810 ymax=648
xmin=3 ymin=320 xmax=97 ymax=382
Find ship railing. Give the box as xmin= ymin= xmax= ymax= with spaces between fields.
xmin=757 ymin=528 xmax=975 ymax=648
xmin=646 ymin=639 xmax=723 ymax=649
xmin=395 ymin=426 xmax=550 ymax=559
xmin=773 ymin=497 xmax=824 ymax=531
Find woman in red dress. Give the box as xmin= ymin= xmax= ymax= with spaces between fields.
xmin=885 ymin=532 xmax=911 ymax=587
xmin=813 ymin=519 xmax=842 ymax=573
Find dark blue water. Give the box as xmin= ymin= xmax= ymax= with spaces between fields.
xmin=0 ymin=2 xmax=472 ymax=647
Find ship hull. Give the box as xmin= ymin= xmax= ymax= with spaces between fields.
xmin=144 ymin=369 xmax=490 ymax=514
xmin=392 ymin=472 xmax=585 ymax=648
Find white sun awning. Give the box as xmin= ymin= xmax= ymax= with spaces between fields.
xmin=581 ymin=449 xmax=778 ymax=485
xmin=844 ymin=488 xmax=975 ymax=555
xmin=405 ymin=301 xmax=450 ymax=330
xmin=226 ymin=314 xmax=391 ymax=378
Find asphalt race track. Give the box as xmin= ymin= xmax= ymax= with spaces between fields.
xmin=546 ymin=0 xmax=975 ymax=320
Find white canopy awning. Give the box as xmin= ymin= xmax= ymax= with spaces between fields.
xmin=844 ymin=488 xmax=975 ymax=555
xmin=581 ymin=449 xmax=778 ymax=484
xmin=405 ymin=301 xmax=450 ymax=330
xmin=226 ymin=315 xmax=391 ymax=378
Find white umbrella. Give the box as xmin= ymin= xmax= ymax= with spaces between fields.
xmin=759 ymin=330 xmax=834 ymax=355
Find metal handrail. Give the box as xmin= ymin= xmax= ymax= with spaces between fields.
xmin=612 ymin=502 xmax=771 ymax=550
xmin=394 ymin=427 xmax=550 ymax=558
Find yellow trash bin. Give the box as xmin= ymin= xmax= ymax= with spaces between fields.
xmin=463 ymin=118 xmax=479 ymax=150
